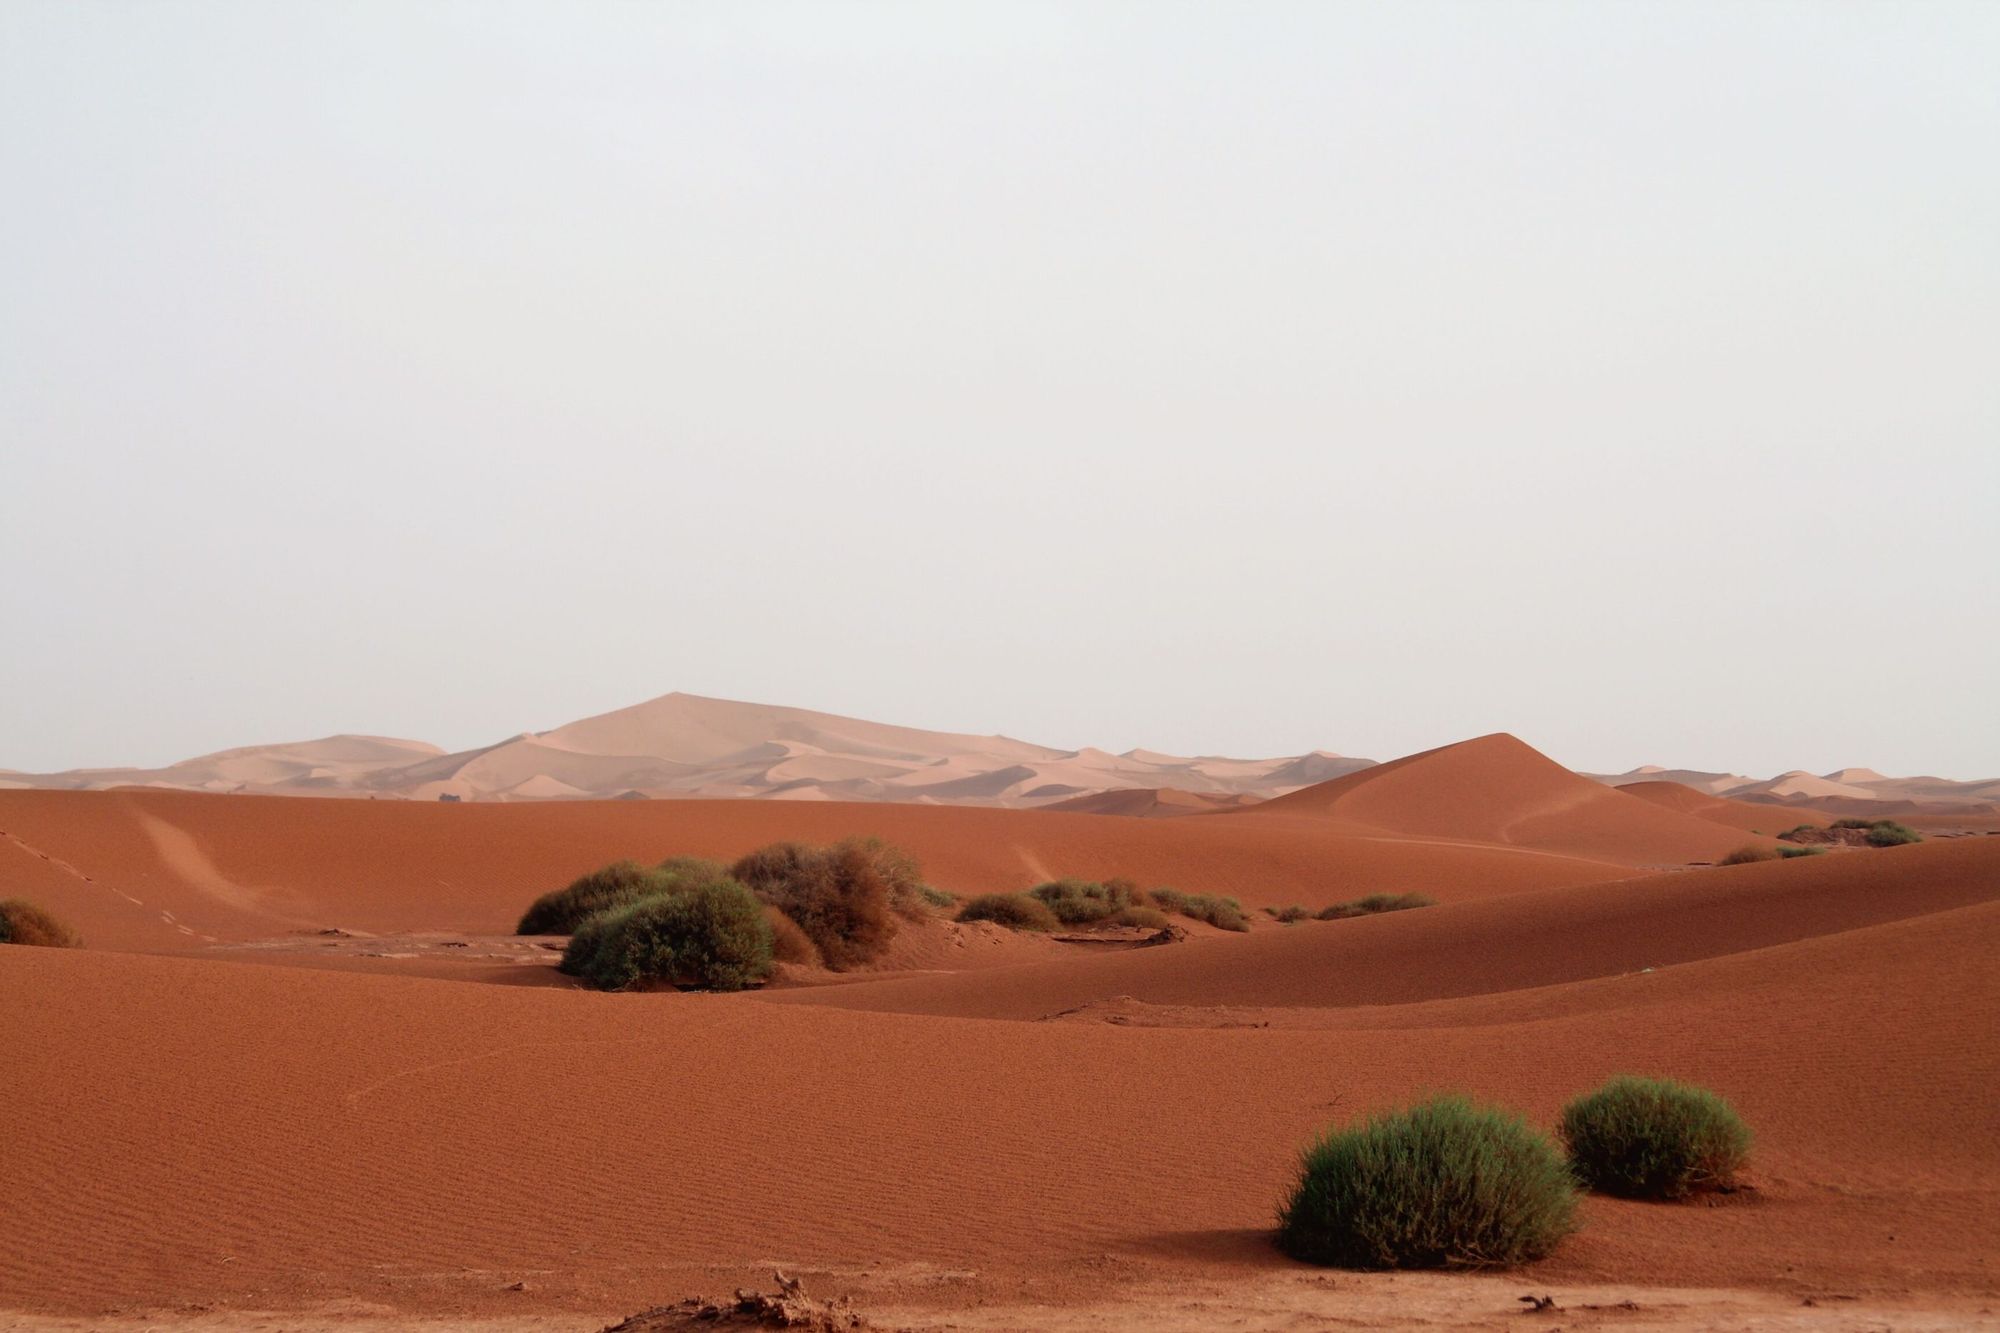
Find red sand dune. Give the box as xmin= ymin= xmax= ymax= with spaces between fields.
xmin=763 ymin=837 xmax=2000 ymax=1018
xmin=1 ymin=745 xmax=1994 ymax=1327
xmin=1614 ymin=779 xmax=1829 ymax=832
xmin=1 ymin=857 xmax=1993 ymax=1318
xmin=1250 ymin=733 xmax=1758 ymax=865
xmin=0 ymin=784 xmax=1635 ymax=952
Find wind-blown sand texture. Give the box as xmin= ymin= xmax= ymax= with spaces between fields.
xmin=2 ymin=731 xmax=1995 ymax=1331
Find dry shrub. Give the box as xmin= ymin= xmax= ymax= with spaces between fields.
xmin=1317 ymin=893 xmax=1436 ymax=920
xmin=764 ymin=906 xmax=822 ymax=966
xmin=956 ymin=893 xmax=1061 ymax=932
xmin=1717 ymin=845 xmax=1777 ymax=866
xmin=0 ymin=899 xmax=82 ymax=949
xmin=729 ymin=838 xmax=910 ymax=969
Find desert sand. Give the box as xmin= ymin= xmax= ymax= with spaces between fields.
xmin=11 ymin=692 xmax=1997 ymax=826
xmin=2 ymin=729 xmax=1996 ymax=1332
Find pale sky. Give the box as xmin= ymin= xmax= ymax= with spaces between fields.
xmin=3 ymin=2 xmax=1996 ymax=779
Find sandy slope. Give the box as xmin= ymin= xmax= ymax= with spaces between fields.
xmin=1250 ymin=734 xmax=1758 ymax=865
xmin=2 ymin=874 xmax=1994 ymax=1319
xmin=1614 ymin=779 xmax=1829 ymax=832
xmin=0 ymin=785 xmax=1636 ymax=952
xmin=1 ymin=756 xmax=1994 ymax=1328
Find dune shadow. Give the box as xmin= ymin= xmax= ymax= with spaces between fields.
xmin=1124 ymin=1227 xmax=1287 ymax=1268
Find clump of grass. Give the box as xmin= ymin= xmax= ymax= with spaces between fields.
xmin=517 ymin=860 xmax=688 ymax=935
xmin=1862 ymin=820 xmax=1922 ymax=847
xmin=730 ymin=838 xmax=915 ymax=969
xmin=1317 ymin=893 xmax=1436 ymax=920
xmin=1028 ymin=877 xmax=1151 ymax=925
xmin=917 ymin=885 xmax=958 ymax=911
xmin=1277 ymin=1095 xmax=1580 ymax=1269
xmin=1717 ymin=845 xmax=1777 ymax=866
xmin=1269 ymin=904 xmax=1313 ymax=924
xmin=1777 ymin=845 xmax=1824 ymax=859
xmin=956 ymin=893 xmax=1061 ymax=932
xmin=0 ymin=899 xmax=83 ymax=949
xmin=1150 ymin=887 xmax=1251 ymax=932
xmin=1112 ymin=905 xmax=1170 ymax=929
xmin=1559 ymin=1076 xmax=1752 ymax=1200
xmin=1829 ymin=817 xmax=1873 ymax=830
xmin=1780 ymin=823 xmax=1823 ymax=838
xmin=559 ymin=879 xmax=773 ymax=991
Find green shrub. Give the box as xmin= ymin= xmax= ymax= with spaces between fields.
xmin=561 ymin=879 xmax=773 ymax=991
xmin=956 ymin=893 xmax=1061 ymax=932
xmin=1151 ymin=887 xmax=1251 ymax=932
xmin=1029 ymin=877 xmax=1150 ymax=925
xmin=518 ymin=859 xmax=677 ymax=935
xmin=1559 ymin=1076 xmax=1752 ymax=1200
xmin=917 ymin=885 xmax=958 ymax=910
xmin=656 ymin=854 xmax=729 ymax=882
xmin=1717 ymin=845 xmax=1776 ymax=866
xmin=0 ymin=899 xmax=83 ymax=949
xmin=1777 ymin=845 xmax=1824 ymax=859
xmin=1780 ymin=824 xmax=1822 ymax=838
xmin=1112 ymin=905 xmax=1170 ymax=929
xmin=1270 ymin=904 xmax=1312 ymax=923
xmin=1830 ymin=817 xmax=1874 ymax=830
xmin=1317 ymin=893 xmax=1436 ymax=920
xmin=729 ymin=838 xmax=908 ymax=969
xmin=1863 ymin=820 xmax=1921 ymax=847
xmin=1277 ymin=1095 xmax=1579 ymax=1269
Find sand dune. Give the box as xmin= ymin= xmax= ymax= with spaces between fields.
xmin=0 ymin=783 xmax=1630 ymax=952
xmin=2 ymin=693 xmax=1375 ymax=809
xmin=763 ymin=837 xmax=2000 ymax=1019
xmin=2 ymin=848 xmax=1993 ymax=1319
xmin=1613 ymin=779 xmax=1828 ymax=832
xmin=1249 ymin=733 xmax=1757 ymax=865
xmin=4 ymin=730 xmax=1994 ymax=1328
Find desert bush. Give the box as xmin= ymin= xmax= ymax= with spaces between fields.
xmin=1112 ymin=905 xmax=1170 ymax=929
xmin=656 ymin=854 xmax=729 ymax=882
xmin=956 ymin=893 xmax=1061 ymax=932
xmin=1559 ymin=1076 xmax=1752 ymax=1200
xmin=1717 ymin=845 xmax=1777 ymax=866
xmin=1317 ymin=893 xmax=1436 ymax=920
xmin=1277 ymin=1095 xmax=1579 ymax=1269
xmin=917 ymin=885 xmax=958 ymax=911
xmin=518 ymin=860 xmax=676 ymax=935
xmin=764 ymin=906 xmax=821 ymax=966
xmin=1863 ymin=820 xmax=1922 ymax=847
xmin=0 ymin=899 xmax=83 ymax=949
xmin=1029 ymin=877 xmax=1151 ymax=925
xmin=1830 ymin=817 xmax=1874 ymax=830
xmin=1271 ymin=904 xmax=1312 ymax=924
xmin=729 ymin=838 xmax=907 ymax=969
xmin=1780 ymin=823 xmax=1823 ymax=838
xmin=561 ymin=879 xmax=773 ymax=991
xmin=1150 ymin=887 xmax=1251 ymax=932
xmin=1777 ymin=845 xmax=1824 ymax=859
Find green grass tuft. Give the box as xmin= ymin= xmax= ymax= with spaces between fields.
xmin=1559 ymin=1076 xmax=1752 ymax=1200
xmin=1150 ymin=887 xmax=1251 ymax=932
xmin=1277 ymin=1095 xmax=1579 ymax=1269
xmin=559 ymin=878 xmax=773 ymax=991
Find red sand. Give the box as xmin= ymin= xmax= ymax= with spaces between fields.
xmin=1 ymin=745 xmax=1995 ymax=1329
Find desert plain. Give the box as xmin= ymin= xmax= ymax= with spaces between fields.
xmin=3 ymin=695 xmax=1997 ymax=1332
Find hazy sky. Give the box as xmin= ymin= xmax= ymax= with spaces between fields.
xmin=3 ymin=2 xmax=1996 ymax=779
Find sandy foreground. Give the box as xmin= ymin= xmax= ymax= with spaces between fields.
xmin=3 ymin=737 xmax=1996 ymax=1331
